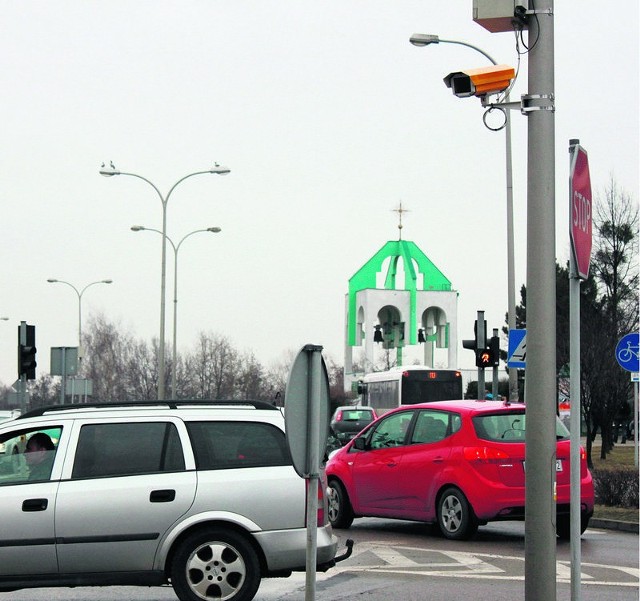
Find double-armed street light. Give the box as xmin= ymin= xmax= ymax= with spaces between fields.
xmin=131 ymin=225 xmax=222 ymax=399
xmin=100 ymin=162 xmax=230 ymax=400
xmin=410 ymin=33 xmax=518 ymax=401
xmin=46 ymin=279 xmax=113 ymax=358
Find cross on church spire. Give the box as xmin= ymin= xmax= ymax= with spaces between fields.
xmin=392 ymin=202 xmax=410 ymax=240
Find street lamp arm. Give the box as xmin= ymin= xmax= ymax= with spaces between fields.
xmin=79 ymin=279 xmax=113 ymax=299
xmin=47 ymin=279 xmax=80 ymax=299
xmin=131 ymin=225 xmax=176 ymax=252
xmin=436 ymin=38 xmax=498 ymax=65
xmin=165 ymin=171 xmax=213 ymax=203
xmin=175 ymin=228 xmax=220 ymax=254
xmin=410 ymin=33 xmax=498 ymax=66
xmin=117 ymin=172 xmax=166 ymax=205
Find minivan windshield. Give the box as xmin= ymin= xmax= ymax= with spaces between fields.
xmin=473 ymin=412 xmax=570 ymax=442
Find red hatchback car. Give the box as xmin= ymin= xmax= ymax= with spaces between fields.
xmin=325 ymin=399 xmax=594 ymax=540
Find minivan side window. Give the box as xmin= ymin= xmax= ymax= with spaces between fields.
xmin=72 ymin=422 xmax=185 ymax=479
xmin=0 ymin=427 xmax=62 ymax=484
xmin=187 ymin=421 xmax=290 ymax=470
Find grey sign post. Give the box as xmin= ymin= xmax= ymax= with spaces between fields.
xmin=284 ymin=344 xmax=330 ymax=601
xmin=51 ymin=347 xmax=79 ymax=404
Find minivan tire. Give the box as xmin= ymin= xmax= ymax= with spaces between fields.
xmin=171 ymin=527 xmax=261 ymax=601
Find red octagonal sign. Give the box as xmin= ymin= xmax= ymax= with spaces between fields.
xmin=570 ymin=144 xmax=592 ymax=280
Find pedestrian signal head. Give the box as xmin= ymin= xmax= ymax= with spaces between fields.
xmin=443 ymin=65 xmax=515 ymax=98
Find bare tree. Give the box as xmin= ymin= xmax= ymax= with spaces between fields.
xmin=585 ymin=178 xmax=638 ymax=460
xmin=83 ymin=314 xmax=140 ymax=401
xmin=235 ymin=352 xmax=267 ymax=400
xmin=184 ymin=332 xmax=239 ymax=399
xmin=593 ymin=177 xmax=639 ymax=331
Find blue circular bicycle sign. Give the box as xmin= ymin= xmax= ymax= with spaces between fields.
xmin=615 ymin=333 xmax=639 ymax=373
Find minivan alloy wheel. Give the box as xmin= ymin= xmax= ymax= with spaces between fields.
xmin=171 ymin=528 xmax=260 ymax=601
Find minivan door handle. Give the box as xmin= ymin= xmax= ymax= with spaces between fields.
xmin=150 ymin=489 xmax=176 ymax=503
xmin=22 ymin=498 xmax=48 ymax=512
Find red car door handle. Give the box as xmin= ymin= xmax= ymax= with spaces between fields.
xmin=387 ymin=462 xmax=397 ymax=467
xmin=433 ymin=457 xmax=444 ymax=463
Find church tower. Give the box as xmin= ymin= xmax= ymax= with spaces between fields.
xmin=343 ymin=204 xmax=459 ymax=392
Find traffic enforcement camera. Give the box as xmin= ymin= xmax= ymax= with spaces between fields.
xmin=443 ymin=64 xmax=515 ymax=98
xmin=18 ymin=324 xmax=37 ymax=380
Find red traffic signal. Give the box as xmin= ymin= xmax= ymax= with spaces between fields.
xmin=475 ymin=348 xmax=494 ymax=368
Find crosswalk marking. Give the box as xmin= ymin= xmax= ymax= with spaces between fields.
xmin=333 ymin=542 xmax=639 ymax=588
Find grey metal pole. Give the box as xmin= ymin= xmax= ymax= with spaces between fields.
xmin=524 ymin=2 xmax=557 ymax=600
xmin=477 ymin=311 xmax=485 ymax=398
xmin=492 ymin=328 xmax=499 ymax=399
xmin=568 ymin=140 xmax=583 ymax=601
xmin=441 ymin=41 xmax=518 ymax=402
xmin=18 ymin=321 xmax=27 ymax=413
xmin=159 ymin=199 xmax=168 ymax=400
xmin=171 ymin=239 xmax=178 ymax=400
xmin=132 ymin=227 xmax=219 ymax=400
xmin=60 ymin=347 xmax=67 ymax=405
xmin=634 ymin=381 xmax=639 ymax=467
xmin=505 ymin=102 xmax=519 ymax=401
xmin=305 ymin=348 xmax=321 ymax=601
xmin=409 ymin=35 xmax=518 ymax=400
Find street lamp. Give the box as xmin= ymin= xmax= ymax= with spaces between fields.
xmin=100 ymin=162 xmax=230 ymax=400
xmin=410 ymin=33 xmax=518 ymax=401
xmin=46 ymin=279 xmax=113 ymax=358
xmin=131 ymin=225 xmax=222 ymax=399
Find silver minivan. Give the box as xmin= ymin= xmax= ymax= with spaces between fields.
xmin=0 ymin=401 xmax=338 ymax=601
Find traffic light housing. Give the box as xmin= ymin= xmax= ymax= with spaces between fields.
xmin=488 ymin=334 xmax=500 ymax=367
xmin=475 ymin=335 xmax=500 ymax=368
xmin=18 ymin=324 xmax=37 ymax=380
xmin=475 ymin=347 xmax=494 ymax=368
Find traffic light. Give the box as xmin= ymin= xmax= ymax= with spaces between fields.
xmin=475 ymin=347 xmax=494 ymax=368
xmin=18 ymin=324 xmax=37 ymax=380
xmin=488 ymin=335 xmax=500 ymax=367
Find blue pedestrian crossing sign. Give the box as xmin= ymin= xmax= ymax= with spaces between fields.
xmin=507 ymin=329 xmax=527 ymax=369
xmin=615 ymin=333 xmax=639 ymax=373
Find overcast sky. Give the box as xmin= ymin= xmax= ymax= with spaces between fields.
xmin=1 ymin=1 xmax=638 ymax=387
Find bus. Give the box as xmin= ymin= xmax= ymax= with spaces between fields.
xmin=358 ymin=366 xmax=463 ymax=414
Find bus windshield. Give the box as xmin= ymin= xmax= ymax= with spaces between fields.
xmin=401 ymin=370 xmax=462 ymax=404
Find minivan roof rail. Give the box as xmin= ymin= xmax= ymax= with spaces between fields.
xmin=18 ymin=400 xmax=280 ymax=419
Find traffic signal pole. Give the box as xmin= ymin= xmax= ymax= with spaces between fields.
xmin=492 ymin=328 xmax=499 ymax=399
xmin=524 ymin=2 xmax=557 ymax=600
xmin=476 ymin=311 xmax=486 ymax=398
xmin=18 ymin=322 xmax=27 ymax=414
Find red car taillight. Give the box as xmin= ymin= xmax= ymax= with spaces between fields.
xmin=335 ymin=412 xmax=343 ymax=422
xmin=463 ymin=446 xmax=511 ymax=462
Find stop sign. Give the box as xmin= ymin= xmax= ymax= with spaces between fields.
xmin=570 ymin=144 xmax=592 ymax=279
